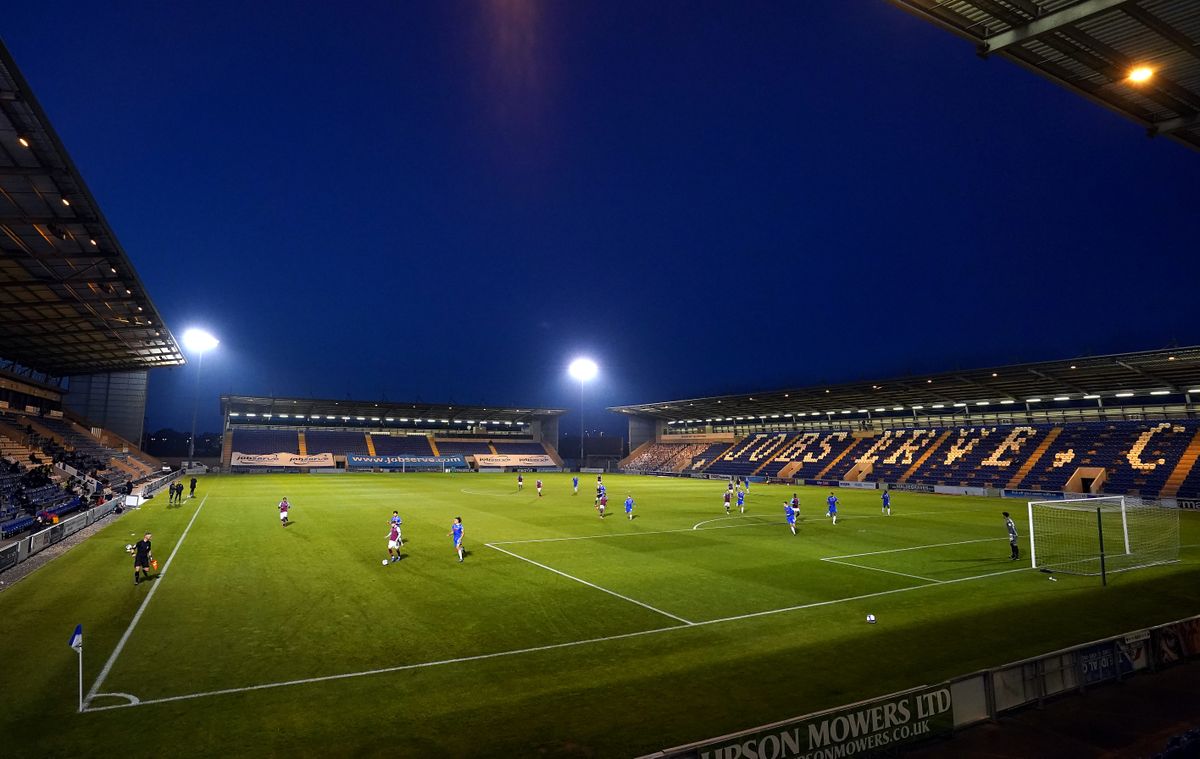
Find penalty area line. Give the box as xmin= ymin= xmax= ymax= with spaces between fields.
xmin=486 ymin=543 xmax=694 ymax=626
xmin=82 ymin=563 xmax=1029 ymax=713
xmin=824 ymin=536 xmax=1004 ymax=561
xmin=820 ymin=558 xmax=940 ymax=584
xmin=83 ymin=494 xmax=209 ymax=710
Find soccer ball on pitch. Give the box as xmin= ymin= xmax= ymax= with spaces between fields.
xmin=382 ymin=559 xmax=389 ymax=566
xmin=866 ymin=614 xmax=877 ymax=624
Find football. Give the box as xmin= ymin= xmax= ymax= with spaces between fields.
xmin=866 ymin=614 xmax=877 ymax=624
xmin=382 ymin=559 xmax=389 ymax=566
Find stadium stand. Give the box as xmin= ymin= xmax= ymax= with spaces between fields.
xmin=703 ymin=433 xmax=792 ymax=477
xmin=434 ymin=440 xmax=495 ymax=455
xmin=371 ymin=435 xmax=435 ymax=456
xmin=304 ymin=430 xmax=370 ymax=455
xmin=688 ymin=442 xmax=735 ymax=471
xmin=623 ymin=442 xmax=710 ymax=473
xmin=668 ymin=421 xmax=1200 ymax=499
xmin=492 ymin=441 xmax=550 ymax=454
xmin=229 ymin=429 xmax=300 ymax=455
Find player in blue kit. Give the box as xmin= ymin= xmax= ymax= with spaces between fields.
xmin=449 ymin=517 xmax=465 ymax=562
xmin=881 ymin=490 xmax=891 ymax=516
xmin=390 ymin=511 xmax=403 ymax=545
xmin=736 ymin=488 xmax=746 ymax=514
xmin=624 ymin=495 xmax=635 ymax=520
xmin=572 ymin=475 xmax=579 ymax=495
xmin=784 ymin=501 xmax=799 ymax=535
xmin=826 ymin=492 xmax=839 ymax=525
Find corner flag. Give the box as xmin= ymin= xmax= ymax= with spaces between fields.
xmin=69 ymin=623 xmax=82 ymax=651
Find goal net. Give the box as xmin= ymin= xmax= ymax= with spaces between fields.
xmin=1027 ymin=496 xmax=1179 ymax=576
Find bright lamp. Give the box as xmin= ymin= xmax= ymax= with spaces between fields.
xmin=568 ymin=357 xmax=598 ymax=382
xmin=183 ymin=328 xmax=219 ymax=353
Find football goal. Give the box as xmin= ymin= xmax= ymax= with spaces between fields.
xmin=1027 ymin=496 xmax=1179 ymax=583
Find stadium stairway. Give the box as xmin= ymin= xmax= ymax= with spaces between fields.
xmin=1160 ymin=428 xmax=1200 ymax=499
xmin=897 ymin=429 xmax=952 ymax=483
xmin=542 ymin=442 xmax=565 ymax=467
xmin=221 ymin=433 xmax=234 ymax=470
xmin=1006 ymin=427 xmax=1063 ymax=490
xmin=297 ymin=431 xmax=308 ymax=456
xmin=428 ymin=437 xmax=440 ymax=456
xmin=365 ymin=434 xmax=377 ymax=456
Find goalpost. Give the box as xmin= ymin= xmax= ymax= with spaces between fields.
xmin=1027 ymin=496 xmax=1180 ymax=583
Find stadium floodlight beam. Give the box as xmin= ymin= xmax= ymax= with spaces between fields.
xmin=182 ymin=328 xmax=219 ymax=468
xmin=568 ymin=358 xmax=599 ymax=467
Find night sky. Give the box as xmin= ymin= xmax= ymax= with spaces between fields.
xmin=4 ymin=2 xmax=1197 ymax=436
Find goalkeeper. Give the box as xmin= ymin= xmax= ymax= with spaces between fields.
xmin=1003 ymin=512 xmax=1019 ymax=560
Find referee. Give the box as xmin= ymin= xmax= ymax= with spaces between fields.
xmin=1003 ymin=512 xmax=1019 ymax=560
xmin=133 ymin=532 xmax=154 ymax=584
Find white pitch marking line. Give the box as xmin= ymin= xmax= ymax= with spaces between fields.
xmin=692 ymin=515 xmax=777 ymax=530
xmin=492 ymin=519 xmax=780 ymax=546
xmin=820 ymin=558 xmax=940 ymax=584
xmin=824 ymin=536 xmax=1003 ymax=561
xmin=486 ymin=543 xmax=694 ymax=626
xmin=82 ymin=563 xmax=1029 ymax=713
xmin=83 ymin=494 xmax=208 ymax=708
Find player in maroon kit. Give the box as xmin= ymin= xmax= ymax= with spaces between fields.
xmin=536 ymin=478 xmax=543 ymax=497
xmin=279 ymin=496 xmax=290 ymax=526
xmin=386 ymin=523 xmax=401 ymax=563
xmin=723 ymin=490 xmax=731 ymax=515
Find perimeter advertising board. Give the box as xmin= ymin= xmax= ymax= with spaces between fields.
xmin=473 ymin=454 xmax=556 ymax=468
xmin=658 ymin=685 xmax=953 ymax=759
xmin=230 ymin=452 xmax=335 ymax=467
xmin=346 ymin=454 xmax=467 ymax=469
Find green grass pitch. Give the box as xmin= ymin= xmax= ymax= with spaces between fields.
xmin=4 ymin=473 xmax=1199 ymax=757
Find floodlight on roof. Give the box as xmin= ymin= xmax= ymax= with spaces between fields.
xmin=1128 ymin=66 xmax=1153 ymax=83
xmin=1026 ymin=398 xmax=1042 ymax=403
xmin=17 ymin=136 xmax=30 ymax=147
xmin=910 ymin=405 xmax=924 ymax=410
xmin=931 ymin=404 xmax=945 ymax=409
xmin=1053 ymin=396 xmax=1070 ymax=401
xmin=1150 ymin=390 xmax=1170 ymax=395
xmin=1083 ymin=395 xmax=1100 ymax=400
xmin=1000 ymin=400 xmax=1015 ymax=405
xmin=1115 ymin=392 xmax=1134 ymax=398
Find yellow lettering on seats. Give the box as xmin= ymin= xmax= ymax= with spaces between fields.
xmin=943 ymin=428 xmax=995 ymax=465
xmin=748 ymin=434 xmax=786 ymax=462
xmin=1126 ymin=423 xmax=1184 ymax=472
xmin=804 ymin=432 xmax=848 ymax=463
xmin=882 ymin=429 xmax=936 ymax=465
xmin=981 ymin=426 xmax=1038 ymax=467
xmin=772 ymin=433 xmax=819 ymax=463
xmin=857 ymin=430 xmax=904 ymax=465
xmin=1053 ymin=449 xmax=1075 ymax=468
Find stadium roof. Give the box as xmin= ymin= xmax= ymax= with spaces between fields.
xmin=887 ymin=0 xmax=1200 ymax=152
xmin=221 ymin=395 xmax=567 ymax=426
xmin=0 ymin=40 xmax=183 ymax=376
xmin=609 ymin=347 xmax=1200 ymax=422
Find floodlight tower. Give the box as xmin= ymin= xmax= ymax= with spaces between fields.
xmin=567 ymin=357 xmax=598 ymax=467
xmin=182 ymin=328 xmax=219 ymax=468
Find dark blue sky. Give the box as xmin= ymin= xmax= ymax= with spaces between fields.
xmin=5 ymin=1 xmax=1197 ymax=435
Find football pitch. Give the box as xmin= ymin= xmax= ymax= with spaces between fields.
xmin=5 ymin=473 xmax=1200 ymax=758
